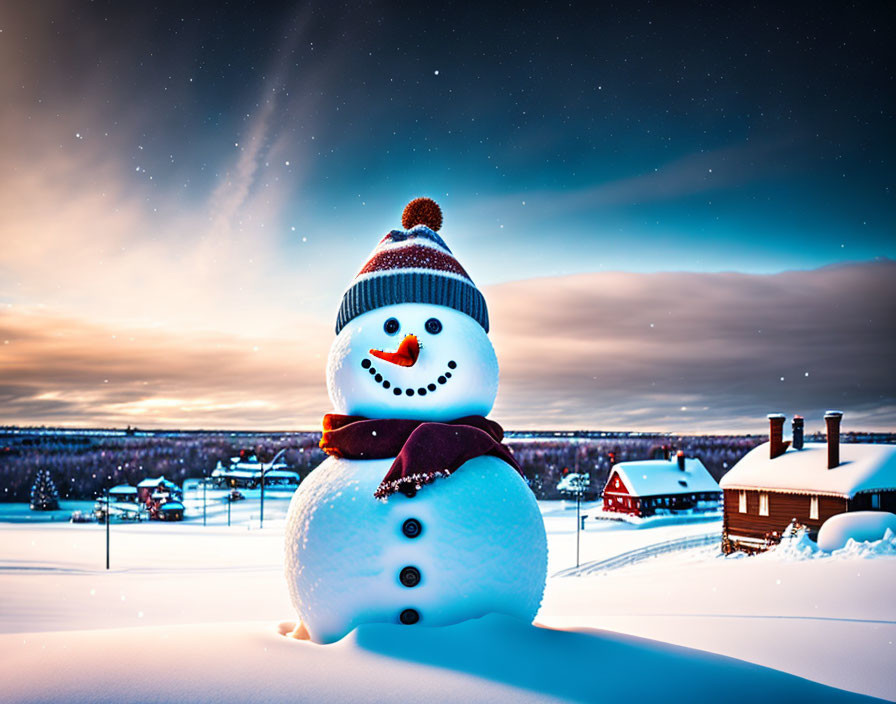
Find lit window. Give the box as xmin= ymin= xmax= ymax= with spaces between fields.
xmin=759 ymin=493 xmax=769 ymax=516
xmin=809 ymin=495 xmax=819 ymax=520
xmin=871 ymin=494 xmax=880 ymax=509
xmin=738 ymin=491 xmax=747 ymax=513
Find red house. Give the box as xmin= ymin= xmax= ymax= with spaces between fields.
xmin=602 ymin=451 xmax=721 ymax=518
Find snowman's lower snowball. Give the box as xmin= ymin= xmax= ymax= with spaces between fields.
xmin=284 ymin=454 xmax=548 ymax=644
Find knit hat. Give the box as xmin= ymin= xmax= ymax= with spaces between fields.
xmin=335 ymin=198 xmax=489 ymax=334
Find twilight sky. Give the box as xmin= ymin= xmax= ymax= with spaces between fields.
xmin=1 ymin=1 xmax=893 ymax=432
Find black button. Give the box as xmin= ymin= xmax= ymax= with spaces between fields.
xmin=437 ymin=376 xmax=446 ymax=384
xmin=361 ymin=359 xmax=371 ymax=369
xmin=402 ymin=486 xmax=417 ymax=498
xmin=406 ymin=388 xmax=415 ymax=396
xmin=399 ymin=566 xmax=421 ymax=587
xmin=383 ymin=380 xmax=391 ymax=389
xmin=402 ymin=518 xmax=422 ymax=538
xmin=447 ymin=360 xmax=457 ymax=369
xmin=368 ymin=367 xmax=377 ymax=375
xmin=393 ymin=388 xmax=402 ymax=395
xmin=445 ymin=372 xmax=452 ymax=378
xmin=374 ymin=374 xmax=383 ymax=382
xmin=417 ymin=387 xmax=426 ymax=395
xmin=399 ymin=609 xmax=419 ymax=625
xmin=427 ymin=383 xmax=436 ymax=391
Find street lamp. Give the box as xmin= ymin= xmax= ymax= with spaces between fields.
xmin=259 ymin=448 xmax=287 ymax=530
xmin=104 ymin=487 xmax=110 ymax=570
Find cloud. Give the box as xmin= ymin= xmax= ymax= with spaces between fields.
xmin=0 ymin=306 xmax=331 ymax=429
xmin=487 ymin=260 xmax=896 ymax=432
xmin=2 ymin=262 xmax=893 ymax=432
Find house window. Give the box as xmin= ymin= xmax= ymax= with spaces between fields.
xmin=738 ymin=491 xmax=747 ymax=513
xmin=871 ymin=493 xmax=880 ymax=509
xmin=759 ymin=492 xmax=769 ymax=516
xmin=810 ymin=495 xmax=819 ymax=520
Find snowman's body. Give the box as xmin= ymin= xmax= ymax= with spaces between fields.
xmin=285 ymin=453 xmax=546 ymax=644
xmin=284 ymin=209 xmax=548 ymax=644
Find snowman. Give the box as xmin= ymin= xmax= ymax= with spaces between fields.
xmin=284 ymin=198 xmax=547 ymax=644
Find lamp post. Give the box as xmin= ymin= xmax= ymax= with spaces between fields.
xmin=575 ymin=483 xmax=581 ymax=568
xmin=259 ymin=448 xmax=287 ymax=530
xmin=202 ymin=476 xmax=207 ymax=527
xmin=574 ymin=447 xmax=581 ymax=569
xmin=105 ymin=487 xmax=110 ymax=570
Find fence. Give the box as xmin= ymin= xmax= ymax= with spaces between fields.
xmin=554 ymin=532 xmax=721 ymax=577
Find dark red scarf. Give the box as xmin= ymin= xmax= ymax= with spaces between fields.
xmin=320 ymin=414 xmax=523 ymax=499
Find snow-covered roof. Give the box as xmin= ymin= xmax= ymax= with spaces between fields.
xmin=137 ymin=476 xmax=179 ymax=488
xmin=231 ymin=461 xmax=287 ymax=471
xmin=264 ymin=470 xmax=299 ymax=479
xmin=222 ymin=470 xmax=257 ymax=479
xmin=719 ymin=442 xmax=896 ymax=498
xmin=609 ymin=458 xmax=720 ymax=497
xmin=109 ymin=485 xmax=136 ymax=494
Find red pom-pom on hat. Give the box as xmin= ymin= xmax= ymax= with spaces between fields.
xmin=402 ymin=197 xmax=443 ymax=231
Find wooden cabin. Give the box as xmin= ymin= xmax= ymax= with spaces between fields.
xmin=720 ymin=411 xmax=896 ymax=554
xmin=602 ymin=452 xmax=721 ymax=518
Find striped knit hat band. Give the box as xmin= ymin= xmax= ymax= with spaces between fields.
xmin=335 ymin=199 xmax=490 ymax=334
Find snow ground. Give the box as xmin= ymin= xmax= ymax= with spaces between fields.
xmin=0 ymin=498 xmax=893 ymax=702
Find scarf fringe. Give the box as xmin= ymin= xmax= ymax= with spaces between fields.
xmin=373 ymin=470 xmax=450 ymax=501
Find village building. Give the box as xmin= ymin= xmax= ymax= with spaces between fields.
xmin=108 ymin=485 xmax=138 ymax=503
xmin=157 ymin=501 xmax=185 ymax=521
xmin=602 ymin=451 xmax=722 ymax=518
xmin=211 ymin=456 xmax=299 ymax=489
xmin=720 ymin=411 xmax=896 ymax=554
xmin=136 ymin=476 xmax=181 ymax=503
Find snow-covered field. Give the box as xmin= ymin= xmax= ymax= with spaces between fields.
xmin=1 ymin=498 xmax=893 ymax=702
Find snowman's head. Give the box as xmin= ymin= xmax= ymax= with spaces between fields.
xmin=327 ymin=303 xmax=498 ymax=420
xmin=327 ymin=198 xmax=498 ymax=421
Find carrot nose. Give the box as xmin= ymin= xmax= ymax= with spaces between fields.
xmin=370 ymin=335 xmax=420 ymax=367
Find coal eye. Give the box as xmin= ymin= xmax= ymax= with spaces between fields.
xmin=384 ymin=318 xmax=400 ymax=335
xmin=425 ymin=318 xmax=442 ymax=334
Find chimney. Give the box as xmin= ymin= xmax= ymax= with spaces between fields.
xmin=663 ymin=445 xmax=671 ymax=461
xmin=677 ymin=450 xmax=685 ymax=471
xmin=792 ymin=416 xmax=804 ymax=450
xmin=824 ymin=410 xmax=843 ymax=469
xmin=768 ymin=413 xmax=789 ymax=459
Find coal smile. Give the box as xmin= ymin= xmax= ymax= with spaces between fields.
xmin=360 ymin=358 xmax=457 ymax=397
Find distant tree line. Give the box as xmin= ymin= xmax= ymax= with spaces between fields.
xmin=1 ymin=428 xmax=892 ymax=502
xmin=0 ymin=431 xmax=325 ymax=502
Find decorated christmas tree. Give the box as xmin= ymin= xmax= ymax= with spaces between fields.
xmin=30 ymin=469 xmax=60 ymax=511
